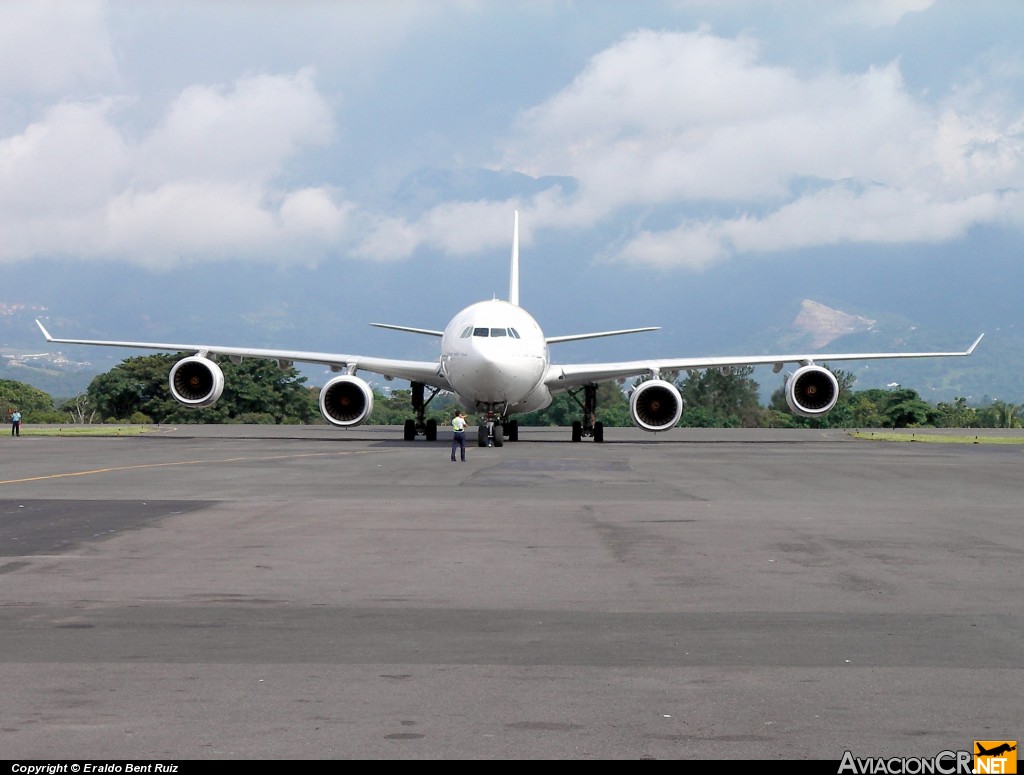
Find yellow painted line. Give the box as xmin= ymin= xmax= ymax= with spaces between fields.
xmin=0 ymin=449 xmax=377 ymax=486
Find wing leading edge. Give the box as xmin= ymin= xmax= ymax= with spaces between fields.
xmin=35 ymin=320 xmax=451 ymax=389
xmin=546 ymin=334 xmax=985 ymax=390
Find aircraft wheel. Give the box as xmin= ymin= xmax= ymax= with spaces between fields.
xmin=425 ymin=419 xmax=437 ymax=441
xmin=478 ymin=425 xmax=488 ymax=447
xmin=593 ymin=421 xmax=604 ymax=443
xmin=403 ymin=419 xmax=416 ymax=441
xmin=493 ymin=423 xmax=504 ymax=447
xmin=506 ymin=419 xmax=519 ymax=442
xmin=571 ymin=421 xmax=582 ymax=442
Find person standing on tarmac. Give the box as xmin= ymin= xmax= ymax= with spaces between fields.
xmin=451 ymin=411 xmax=468 ymax=462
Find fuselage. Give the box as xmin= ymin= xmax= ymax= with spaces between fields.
xmin=440 ymin=299 xmax=553 ymax=415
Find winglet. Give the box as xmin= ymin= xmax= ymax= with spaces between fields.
xmin=36 ymin=319 xmax=54 ymax=342
xmin=509 ymin=210 xmax=520 ymax=307
xmin=967 ymin=333 xmax=984 ymax=354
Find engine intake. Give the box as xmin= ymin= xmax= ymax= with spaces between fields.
xmin=319 ymin=375 xmax=374 ymax=427
xmin=629 ymin=379 xmax=683 ymax=432
xmin=169 ymin=356 xmax=225 ymax=408
xmin=786 ymin=365 xmax=839 ymax=418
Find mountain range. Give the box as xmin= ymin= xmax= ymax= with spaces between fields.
xmin=1 ymin=266 xmax=1011 ymax=408
xmin=1 ymin=163 xmax=1014 ymax=405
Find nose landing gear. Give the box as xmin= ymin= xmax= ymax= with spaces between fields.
xmin=476 ymin=410 xmax=518 ymax=447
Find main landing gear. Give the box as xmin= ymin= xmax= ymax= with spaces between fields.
xmin=403 ymin=381 xmax=441 ymax=441
xmin=568 ymin=384 xmax=604 ymax=443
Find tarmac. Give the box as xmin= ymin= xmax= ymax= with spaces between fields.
xmin=0 ymin=424 xmax=1021 ymax=760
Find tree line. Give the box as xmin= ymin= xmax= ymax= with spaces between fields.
xmin=1 ymin=354 xmax=1020 ymax=429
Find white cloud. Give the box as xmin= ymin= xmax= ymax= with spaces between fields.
xmin=507 ymin=30 xmax=934 ymax=205
xmin=833 ymin=0 xmax=935 ymax=27
xmin=0 ymin=100 xmax=128 ymax=215
xmin=352 ymin=199 xmax=521 ymax=262
xmin=613 ymin=221 xmax=729 ymax=271
xmin=138 ymin=68 xmax=333 ymax=186
xmin=105 ymin=182 xmax=277 ymax=266
xmin=279 ymin=188 xmax=351 ymax=245
xmin=498 ymin=27 xmax=1024 ymax=268
xmin=0 ymin=64 xmax=352 ymax=266
xmin=1 ymin=7 xmax=1021 ymax=272
xmin=0 ymin=1 xmax=117 ymax=96
xmin=613 ymin=184 xmax=1017 ymax=271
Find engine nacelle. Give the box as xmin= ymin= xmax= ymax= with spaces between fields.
xmin=629 ymin=379 xmax=683 ymax=432
xmin=169 ymin=355 xmax=225 ymax=408
xmin=786 ymin=364 xmax=840 ymax=418
xmin=319 ymin=375 xmax=374 ymax=427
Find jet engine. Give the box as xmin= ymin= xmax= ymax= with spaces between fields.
xmin=319 ymin=374 xmax=374 ymax=427
xmin=785 ymin=364 xmax=839 ymax=418
xmin=169 ymin=355 xmax=225 ymax=408
xmin=629 ymin=379 xmax=683 ymax=432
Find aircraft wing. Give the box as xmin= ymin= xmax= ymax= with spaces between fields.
xmin=36 ymin=320 xmax=451 ymax=389
xmin=546 ymin=326 xmax=660 ymax=344
xmin=370 ymin=323 xmax=444 ymax=337
xmin=545 ymin=334 xmax=985 ymax=390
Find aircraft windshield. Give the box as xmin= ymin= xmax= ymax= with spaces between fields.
xmin=470 ymin=327 xmax=522 ymax=338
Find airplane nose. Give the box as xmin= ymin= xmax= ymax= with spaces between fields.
xmin=475 ymin=353 xmax=518 ymax=392
xmin=451 ymin=345 xmax=544 ymax=402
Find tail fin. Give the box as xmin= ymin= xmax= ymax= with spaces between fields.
xmin=509 ymin=210 xmax=520 ymax=306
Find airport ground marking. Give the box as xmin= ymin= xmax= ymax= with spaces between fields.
xmin=0 ymin=449 xmax=379 ymax=486
xmin=850 ymin=431 xmax=1024 ymax=444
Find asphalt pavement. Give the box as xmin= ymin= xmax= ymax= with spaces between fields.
xmin=0 ymin=425 xmax=1020 ymax=760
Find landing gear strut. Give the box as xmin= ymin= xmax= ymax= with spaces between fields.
xmin=404 ymin=381 xmax=440 ymax=441
xmin=477 ymin=411 xmax=506 ymax=447
xmin=476 ymin=409 xmax=518 ymax=447
xmin=568 ymin=384 xmax=604 ymax=443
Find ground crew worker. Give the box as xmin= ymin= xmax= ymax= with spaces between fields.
xmin=451 ymin=411 xmax=468 ymax=462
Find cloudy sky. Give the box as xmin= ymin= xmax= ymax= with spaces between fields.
xmin=1 ymin=0 xmax=1021 ymax=394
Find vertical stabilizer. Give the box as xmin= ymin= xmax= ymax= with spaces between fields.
xmin=509 ymin=210 xmax=520 ymax=306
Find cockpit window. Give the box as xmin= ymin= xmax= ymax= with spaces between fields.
xmin=470 ymin=326 xmax=520 ymax=338
xmin=460 ymin=326 xmax=472 ymax=338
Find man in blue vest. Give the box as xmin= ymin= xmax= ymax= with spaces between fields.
xmin=451 ymin=411 xmax=468 ymax=462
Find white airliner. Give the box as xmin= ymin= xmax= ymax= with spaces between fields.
xmin=37 ymin=212 xmax=983 ymax=445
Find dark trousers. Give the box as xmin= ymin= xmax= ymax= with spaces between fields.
xmin=11 ymin=422 xmax=18 ymax=436
xmin=451 ymin=431 xmax=465 ymax=461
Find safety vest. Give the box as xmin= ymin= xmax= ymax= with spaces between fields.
xmin=453 ymin=417 xmax=466 ymax=432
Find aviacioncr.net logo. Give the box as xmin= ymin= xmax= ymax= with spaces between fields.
xmin=974 ymin=741 xmax=1017 ymax=775
xmin=838 ymin=750 xmax=973 ymax=774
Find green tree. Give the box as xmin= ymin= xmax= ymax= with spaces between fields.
xmin=881 ymin=387 xmax=931 ymax=428
xmin=368 ymin=388 xmax=408 ymax=425
xmin=518 ymin=392 xmax=579 ymax=427
xmin=516 ymin=381 xmax=632 ymax=428
xmin=977 ymin=400 xmax=1021 ymax=429
xmin=367 ymin=388 xmax=458 ymax=426
xmin=60 ymin=394 xmax=100 ymax=424
xmin=595 ymin=381 xmax=632 ymax=427
xmin=846 ymin=392 xmax=886 ymax=428
xmin=930 ymin=396 xmax=978 ymax=428
xmin=0 ymin=379 xmax=57 ymax=422
xmin=87 ymin=354 xmax=319 ymax=423
xmin=677 ymin=366 xmax=762 ymax=427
